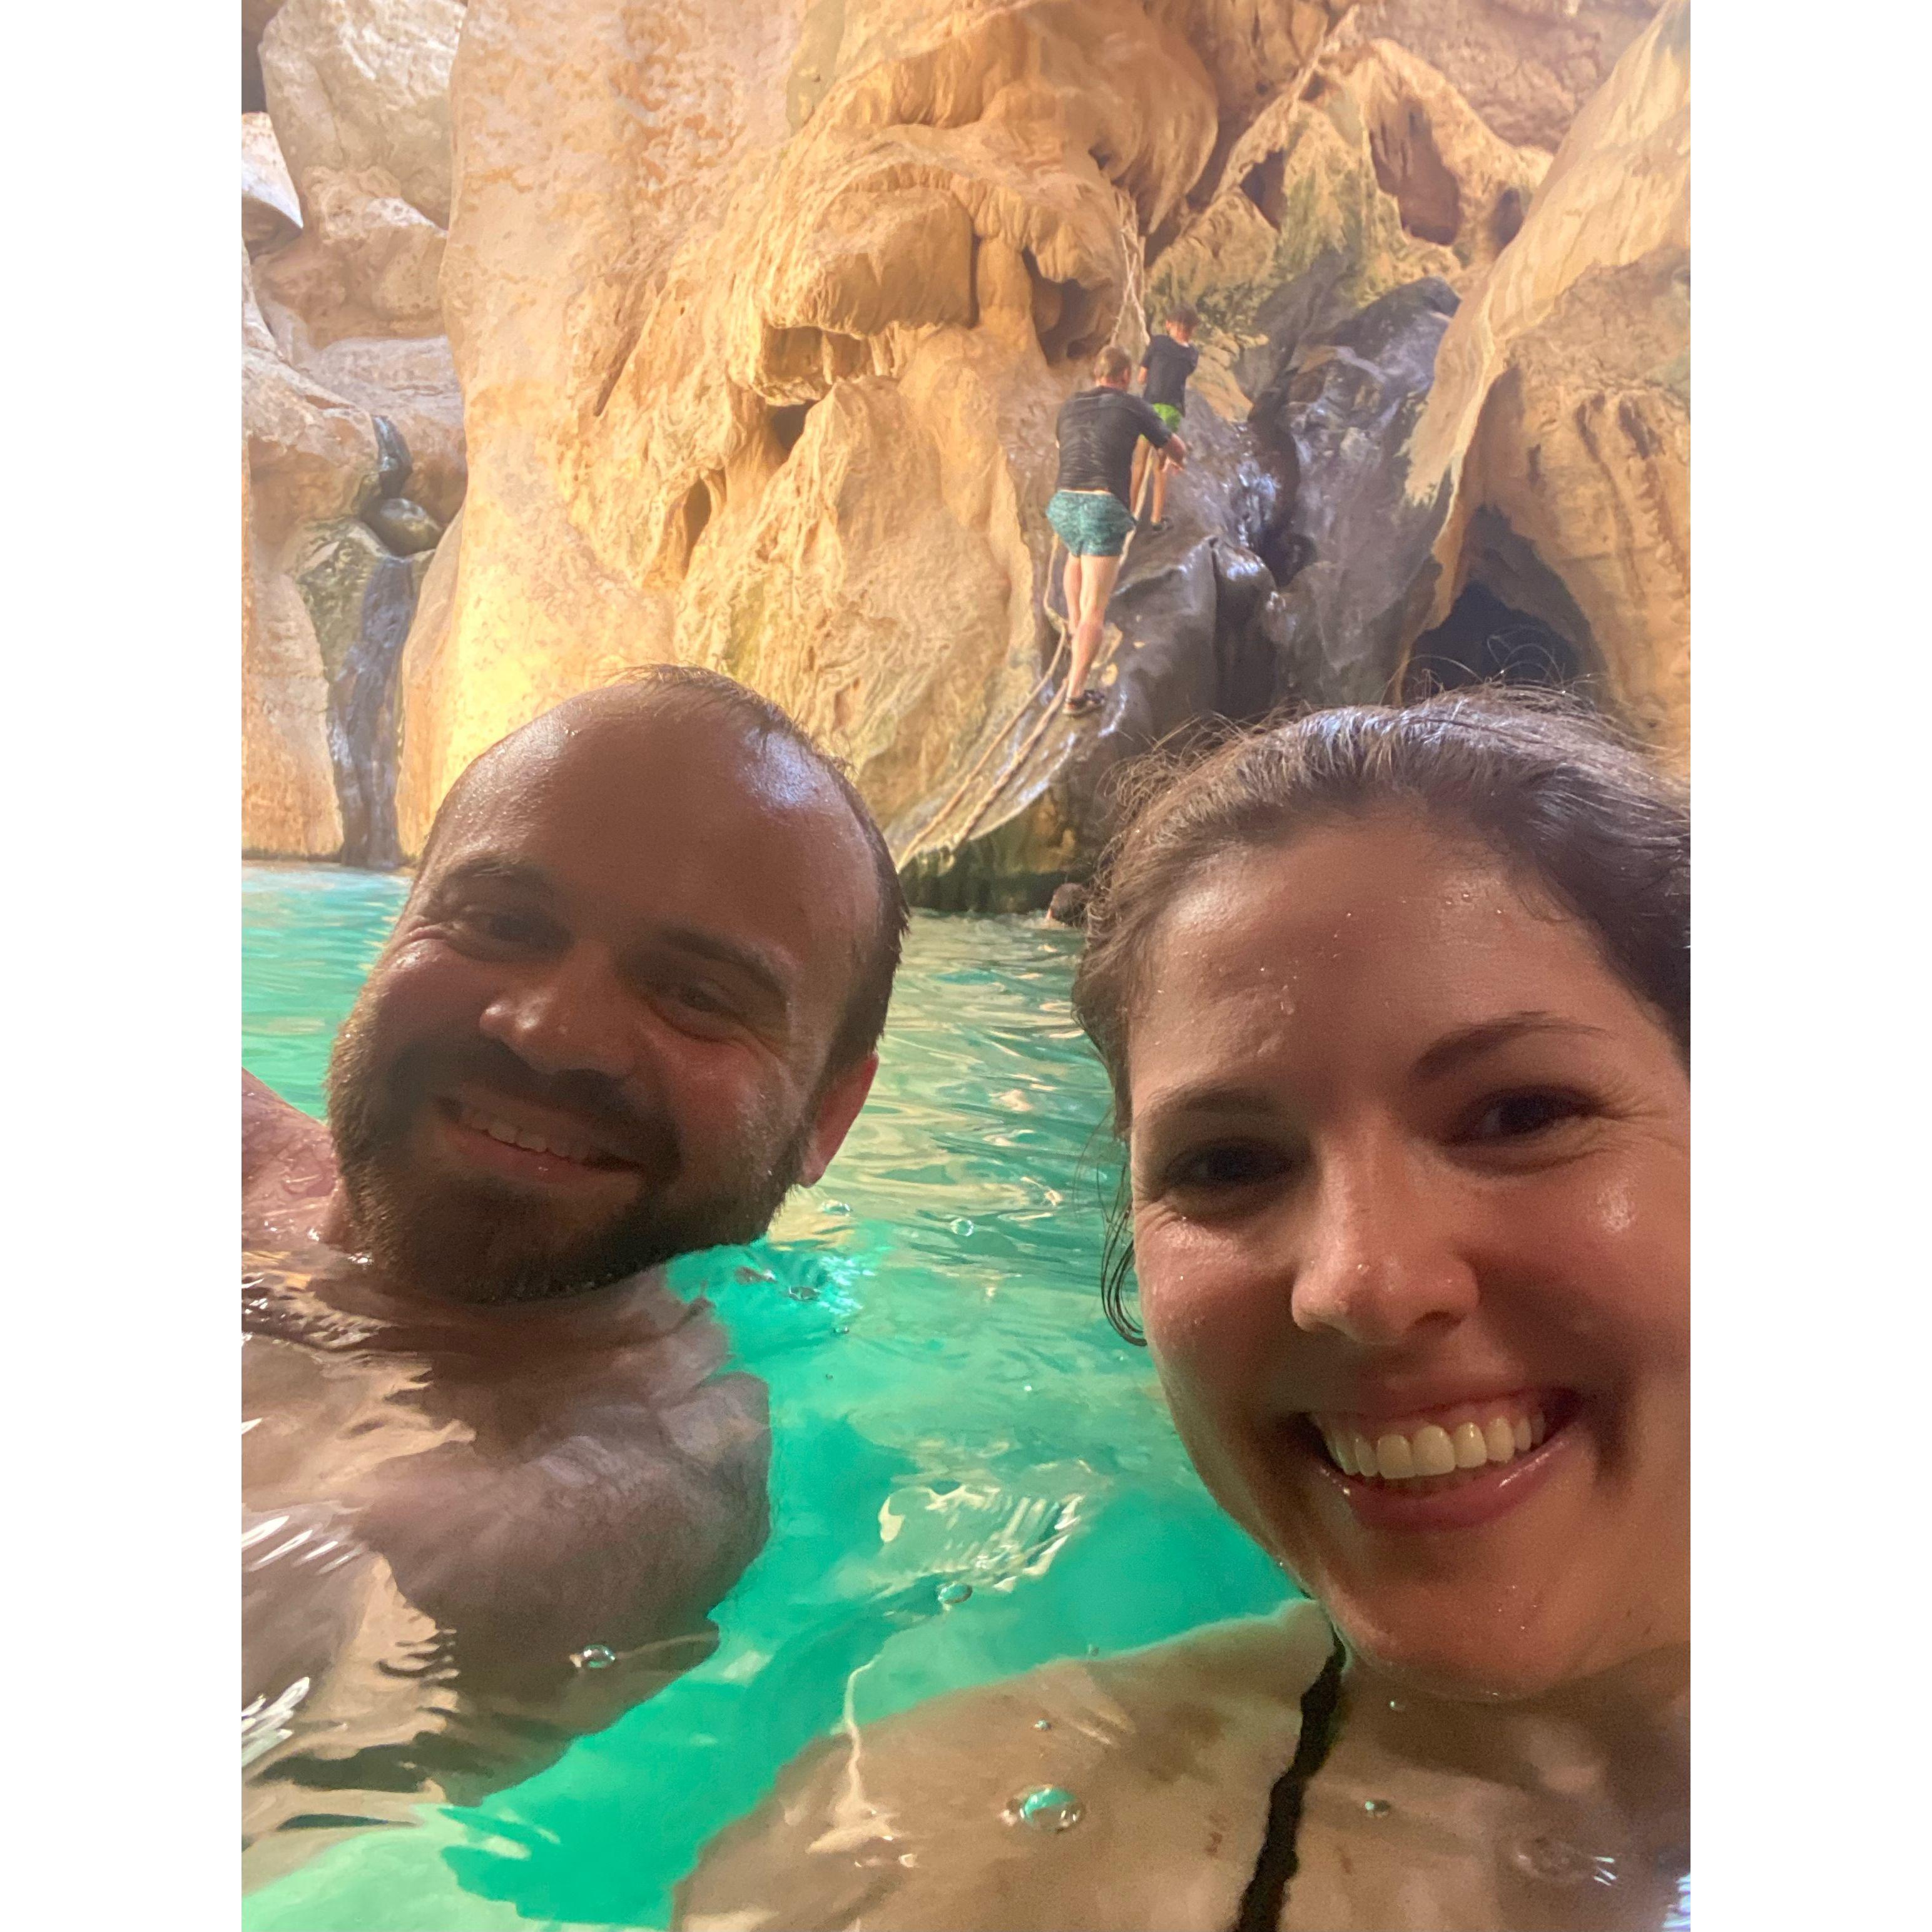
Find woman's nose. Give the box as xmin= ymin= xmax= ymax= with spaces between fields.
xmin=1289 ymin=1141 xmax=1478 ymax=1348
xmin=474 ymin=947 xmax=638 ymax=1081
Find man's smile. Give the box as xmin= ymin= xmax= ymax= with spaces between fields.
xmin=429 ymin=1085 xmax=656 ymax=1193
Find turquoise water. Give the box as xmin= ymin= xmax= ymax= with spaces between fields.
xmin=242 ymin=864 xmax=1292 ymax=1932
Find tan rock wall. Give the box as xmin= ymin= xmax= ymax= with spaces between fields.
xmin=1406 ymin=0 xmax=1689 ymax=746
xmin=1338 ymin=0 xmax=1659 ymax=152
xmin=400 ymin=0 xmax=1324 ymax=857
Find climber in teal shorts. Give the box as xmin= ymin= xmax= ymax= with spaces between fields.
xmin=1045 ymin=343 xmax=1187 ymax=718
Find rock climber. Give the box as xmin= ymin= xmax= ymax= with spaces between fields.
xmin=241 ymin=666 xmax=907 ymax=1861
xmin=1047 ymin=344 xmax=1187 ymax=718
xmin=1130 ymin=302 xmax=1200 ymax=534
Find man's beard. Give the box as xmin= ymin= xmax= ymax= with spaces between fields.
xmin=325 ymin=1005 xmax=814 ymax=1305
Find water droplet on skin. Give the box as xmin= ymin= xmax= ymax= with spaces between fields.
xmin=950 ymin=1217 xmax=975 ymax=1236
xmin=1004 ymin=1786 xmax=1084 ymax=1832
xmin=572 ymin=1644 xmax=617 ymax=1670
xmin=1512 ymin=1836 xmax=1595 ymax=1884
xmin=1363 ymin=1798 xmax=1393 ymax=1818
xmin=1386 ymin=1697 xmax=1407 ymax=1712
xmin=937 ymin=1581 xmax=973 ymax=1606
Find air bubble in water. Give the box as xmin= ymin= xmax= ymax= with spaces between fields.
xmin=823 ymin=1201 xmax=851 ymax=1216
xmin=572 ymin=1645 xmax=617 ymax=1670
xmin=784 ymin=1281 xmax=820 ymax=1301
xmin=1033 ymin=1718 xmax=1052 ymax=1731
xmin=1363 ymin=1798 xmax=1392 ymax=1818
xmin=951 ymin=1218 xmax=975 ymax=1236
xmin=1004 ymin=1786 xmax=1084 ymax=1833
xmin=937 ymin=1581 xmax=973 ymax=1606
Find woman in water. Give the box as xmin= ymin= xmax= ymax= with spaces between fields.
xmin=676 ymin=691 xmax=1690 ymax=1931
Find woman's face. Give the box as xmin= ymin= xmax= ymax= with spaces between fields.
xmin=1125 ymin=813 xmax=1688 ymax=1699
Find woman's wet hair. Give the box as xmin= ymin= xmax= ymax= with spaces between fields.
xmin=1072 ymin=688 xmax=1689 ymax=1340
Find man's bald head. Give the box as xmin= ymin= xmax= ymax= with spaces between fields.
xmin=419 ymin=668 xmax=907 ymax=1077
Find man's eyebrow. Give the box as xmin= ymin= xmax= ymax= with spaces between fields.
xmin=647 ymin=925 xmax=791 ymax=1005
xmin=1412 ymin=1012 xmax=1612 ymax=1081
xmin=425 ymin=857 xmax=556 ymax=899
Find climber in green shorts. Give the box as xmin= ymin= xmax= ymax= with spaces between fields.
xmin=1130 ymin=304 xmax=1199 ymax=534
xmin=1045 ymin=344 xmax=1187 ymax=718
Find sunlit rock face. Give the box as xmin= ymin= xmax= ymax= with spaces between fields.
xmin=1408 ymin=0 xmax=1689 ymax=747
xmin=394 ymin=0 xmax=1354 ymax=856
xmin=1337 ymin=0 xmax=1660 ymax=153
xmin=238 ymin=0 xmax=1687 ymax=891
xmin=242 ymin=0 xmax=469 ymax=860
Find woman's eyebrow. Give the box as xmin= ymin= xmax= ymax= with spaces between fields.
xmin=1412 ymin=1012 xmax=1612 ymax=1081
xmin=1134 ymin=1079 xmax=1281 ymax=1131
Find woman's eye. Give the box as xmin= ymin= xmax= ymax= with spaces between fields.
xmin=1164 ymin=1143 xmax=1290 ymax=1191
xmin=1463 ymin=1090 xmax=1590 ymax=1141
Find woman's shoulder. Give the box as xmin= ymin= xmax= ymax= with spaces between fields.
xmin=673 ymin=1598 xmax=1335 ymax=1932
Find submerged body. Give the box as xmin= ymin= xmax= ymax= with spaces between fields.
xmin=674 ymin=1605 xmax=1687 ymax=1932
xmin=242 ymin=1074 xmax=769 ymax=1868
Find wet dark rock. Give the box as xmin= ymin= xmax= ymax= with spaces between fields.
xmin=372 ymin=414 xmax=412 ymax=501
xmin=292 ymin=518 xmax=422 ymax=868
xmin=899 ymin=276 xmax=1465 ymax=912
xmin=365 ymin=496 xmax=443 ymax=554
xmin=1251 ymin=276 xmax=1460 ymax=708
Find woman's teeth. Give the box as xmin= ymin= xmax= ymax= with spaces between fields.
xmin=455 ymin=1103 xmax=597 ymax=1164
xmin=1313 ymin=1408 xmax=1548 ymax=1482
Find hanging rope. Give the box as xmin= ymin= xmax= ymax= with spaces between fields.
xmin=902 ymin=193 xmax=1159 ymax=868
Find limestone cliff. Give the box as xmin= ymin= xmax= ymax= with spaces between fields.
xmin=242 ymin=0 xmax=468 ymax=864
xmin=239 ymin=0 xmax=1688 ymax=897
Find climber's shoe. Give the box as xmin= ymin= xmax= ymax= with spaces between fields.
xmin=1064 ymin=688 xmax=1104 ymax=718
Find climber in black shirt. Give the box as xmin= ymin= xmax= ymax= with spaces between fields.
xmin=1130 ymin=303 xmax=1199 ymax=535
xmin=1045 ymin=345 xmax=1187 ymax=717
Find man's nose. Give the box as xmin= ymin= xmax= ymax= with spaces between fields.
xmin=1289 ymin=1135 xmax=1478 ymax=1348
xmin=474 ymin=945 xmax=639 ymax=1082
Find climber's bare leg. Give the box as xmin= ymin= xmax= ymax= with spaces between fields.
xmin=1150 ymin=449 xmax=1172 ymax=525
xmin=1064 ymin=550 xmax=1124 ymax=708
xmin=1130 ymin=443 xmax=1151 ymax=521
xmin=1061 ymin=549 xmax=1085 ymax=642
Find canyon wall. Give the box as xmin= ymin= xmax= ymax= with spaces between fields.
xmin=240 ymin=0 xmax=1687 ymax=896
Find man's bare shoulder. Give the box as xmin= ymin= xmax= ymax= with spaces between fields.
xmin=243 ymin=1070 xmax=337 ymax=1234
xmin=674 ymin=1600 xmax=1335 ymax=1932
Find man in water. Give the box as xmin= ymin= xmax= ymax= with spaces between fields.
xmin=1046 ymin=344 xmax=1187 ymax=718
xmin=242 ymin=667 xmax=906 ymax=1865
xmin=1129 ymin=303 xmax=1199 ymax=534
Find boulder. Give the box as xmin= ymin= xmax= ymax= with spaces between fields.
xmin=1408 ymin=0 xmax=1689 ymax=745
xmin=293 ymin=333 xmax=466 ymax=522
xmin=244 ymin=442 xmax=343 ymax=858
xmin=1336 ymin=0 xmax=1659 ymax=152
xmin=366 ymin=496 xmax=443 ymax=554
xmin=242 ymin=113 xmax=302 ymax=253
xmin=243 ymin=250 xmax=381 ymax=549
xmin=258 ymin=0 xmax=462 ymax=226
xmin=250 ymin=171 xmax=447 ymax=345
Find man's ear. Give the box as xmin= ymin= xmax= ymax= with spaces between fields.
xmin=797 ymin=1052 xmax=878 ymax=1188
